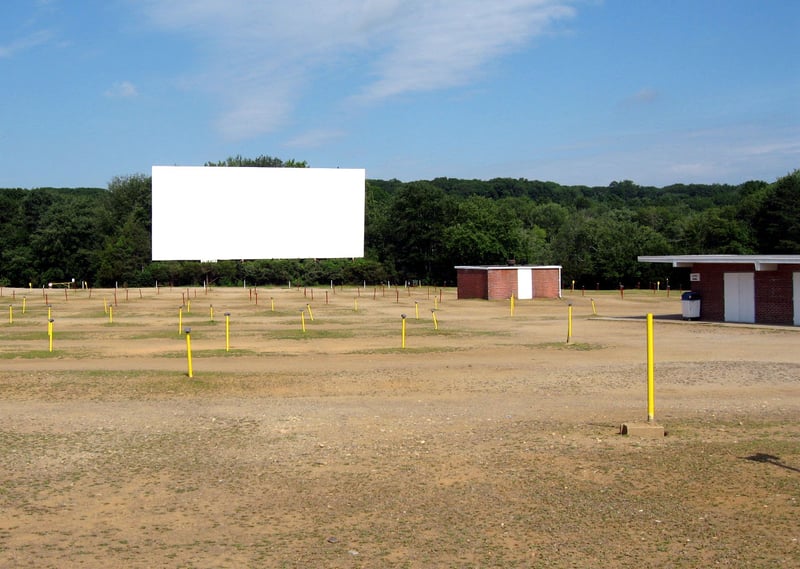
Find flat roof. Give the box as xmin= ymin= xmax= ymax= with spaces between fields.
xmin=638 ymin=255 xmax=800 ymax=270
xmin=455 ymin=265 xmax=562 ymax=270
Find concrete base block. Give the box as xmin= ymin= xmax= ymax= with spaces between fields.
xmin=620 ymin=422 xmax=666 ymax=438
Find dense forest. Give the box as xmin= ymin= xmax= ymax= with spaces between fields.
xmin=1 ymin=155 xmax=798 ymax=290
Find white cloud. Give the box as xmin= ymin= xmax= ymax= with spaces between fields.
xmin=355 ymin=1 xmax=576 ymax=101
xmin=285 ymin=129 xmax=347 ymax=148
xmin=624 ymin=87 xmax=659 ymax=105
xmin=738 ymin=139 xmax=800 ymax=160
xmin=0 ymin=30 xmax=52 ymax=59
xmin=492 ymin=121 xmax=800 ymax=187
xmin=137 ymin=0 xmax=577 ymax=139
xmin=104 ymin=81 xmax=139 ymax=98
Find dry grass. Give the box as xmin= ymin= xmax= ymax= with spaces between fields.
xmin=0 ymin=285 xmax=798 ymax=568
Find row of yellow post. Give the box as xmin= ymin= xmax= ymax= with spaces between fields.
xmin=7 ymin=301 xmax=55 ymax=352
xmin=399 ymin=309 xmax=440 ymax=349
xmin=9 ymin=289 xmax=657 ymax=423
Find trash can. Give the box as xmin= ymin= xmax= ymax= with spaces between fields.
xmin=681 ymin=291 xmax=701 ymax=320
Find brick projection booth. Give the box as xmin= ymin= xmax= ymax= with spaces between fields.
xmin=455 ymin=266 xmax=562 ymax=300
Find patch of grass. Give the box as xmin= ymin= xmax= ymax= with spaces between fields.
xmin=348 ymin=346 xmax=468 ymax=355
xmin=177 ymin=319 xmax=219 ymax=327
xmin=403 ymin=327 xmax=468 ymax=337
xmin=525 ymin=342 xmax=604 ymax=351
xmin=189 ymin=348 xmax=258 ymax=357
xmin=130 ymin=330 xmax=188 ymax=339
xmin=0 ymin=331 xmax=52 ymax=341
xmin=157 ymin=349 xmax=202 ymax=359
xmin=266 ymin=329 xmax=355 ymax=340
xmin=0 ymin=330 xmax=91 ymax=340
xmin=0 ymin=349 xmax=96 ymax=359
xmin=0 ymin=368 xmax=318 ymax=399
xmin=0 ymin=320 xmax=46 ymax=330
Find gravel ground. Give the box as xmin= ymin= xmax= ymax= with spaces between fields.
xmin=0 ymin=286 xmax=798 ymax=568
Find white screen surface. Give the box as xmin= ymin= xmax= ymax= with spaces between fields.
xmin=152 ymin=166 xmax=365 ymax=261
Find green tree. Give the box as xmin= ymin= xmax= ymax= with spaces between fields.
xmin=443 ymin=197 xmax=508 ymax=265
xmin=205 ymin=154 xmax=308 ymax=168
xmin=96 ymin=215 xmax=152 ymax=286
xmin=753 ymin=170 xmax=800 ymax=253
xmin=553 ymin=210 xmax=670 ymax=287
xmin=675 ymin=207 xmax=755 ymax=254
xmin=102 ymin=175 xmax=152 ymax=232
xmin=342 ymin=258 xmax=390 ymax=284
xmin=364 ymin=181 xmax=391 ymax=263
xmin=95 ymin=175 xmax=152 ymax=286
xmin=30 ymin=196 xmax=102 ymax=285
xmin=1 ymin=246 xmax=35 ymax=286
xmin=383 ymin=182 xmax=455 ymax=283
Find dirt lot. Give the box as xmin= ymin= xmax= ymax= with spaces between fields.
xmin=0 ymin=284 xmax=798 ymax=568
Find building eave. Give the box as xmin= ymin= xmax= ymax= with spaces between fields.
xmin=638 ymin=255 xmax=800 ymax=271
xmin=455 ymin=265 xmax=562 ymax=270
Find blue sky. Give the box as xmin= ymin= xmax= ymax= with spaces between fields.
xmin=1 ymin=0 xmax=798 ymax=189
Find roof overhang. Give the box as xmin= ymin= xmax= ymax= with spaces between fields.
xmin=637 ymin=255 xmax=800 ymax=271
xmin=455 ymin=265 xmax=562 ymax=270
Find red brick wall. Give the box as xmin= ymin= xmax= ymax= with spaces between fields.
xmin=457 ymin=267 xmax=563 ymax=300
xmin=532 ymin=268 xmax=561 ymax=298
xmin=689 ymin=263 xmax=800 ymax=324
xmin=456 ymin=269 xmax=488 ymax=299
xmin=755 ymin=265 xmax=798 ymax=325
xmin=487 ymin=269 xmax=517 ymax=300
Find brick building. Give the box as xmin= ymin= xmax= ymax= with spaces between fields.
xmin=455 ymin=265 xmax=562 ymax=300
xmin=638 ymin=255 xmax=800 ymax=325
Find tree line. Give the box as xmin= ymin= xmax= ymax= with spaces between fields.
xmin=0 ymin=155 xmax=797 ymax=290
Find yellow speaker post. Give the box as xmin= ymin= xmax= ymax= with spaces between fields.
xmin=647 ymin=313 xmax=655 ymax=422
xmin=185 ymin=327 xmax=193 ymax=378
xmin=566 ymin=304 xmax=573 ymax=343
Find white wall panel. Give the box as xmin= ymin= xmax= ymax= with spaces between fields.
xmin=723 ymin=272 xmax=755 ymax=323
xmin=516 ymin=268 xmax=532 ymax=300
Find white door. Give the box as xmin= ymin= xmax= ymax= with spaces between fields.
xmin=724 ymin=272 xmax=755 ymax=323
xmin=793 ymin=273 xmax=800 ymax=326
xmin=517 ymin=268 xmax=533 ymax=300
